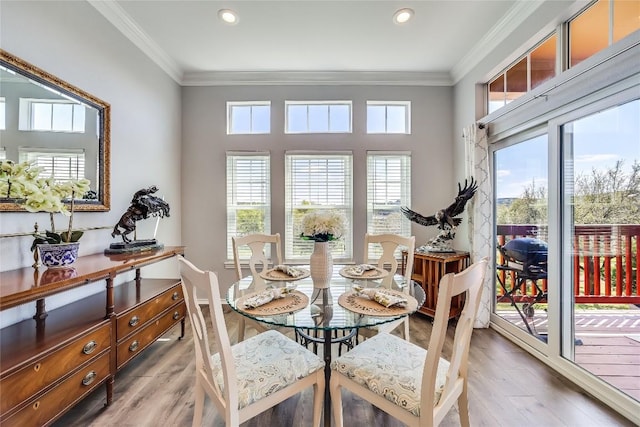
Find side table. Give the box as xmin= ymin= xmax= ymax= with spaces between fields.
xmin=402 ymin=250 xmax=470 ymax=319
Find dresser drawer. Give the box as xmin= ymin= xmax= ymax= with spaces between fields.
xmin=0 ymin=322 xmax=110 ymax=415
xmin=116 ymin=284 xmax=183 ymax=341
xmin=1 ymin=352 xmax=110 ymax=427
xmin=117 ymin=302 xmax=185 ymax=369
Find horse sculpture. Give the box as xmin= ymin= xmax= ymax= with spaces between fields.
xmin=111 ymin=186 xmax=170 ymax=244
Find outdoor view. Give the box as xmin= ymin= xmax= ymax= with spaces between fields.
xmin=495 ymin=98 xmax=639 ymax=401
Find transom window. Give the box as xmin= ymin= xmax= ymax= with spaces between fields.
xmin=285 ymin=101 xmax=352 ymax=134
xmin=18 ymin=98 xmax=86 ymax=132
xmin=226 ymin=101 xmax=270 ymax=134
xmin=488 ymin=34 xmax=557 ymax=114
xmin=285 ymin=152 xmax=353 ymax=261
xmin=226 ymin=152 xmax=271 ymax=260
xmin=487 ymin=0 xmax=639 ymax=115
xmin=366 ymin=101 xmax=411 ymax=134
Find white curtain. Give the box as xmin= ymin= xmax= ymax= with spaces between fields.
xmin=463 ymin=124 xmax=492 ymax=327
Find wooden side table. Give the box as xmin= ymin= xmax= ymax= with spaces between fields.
xmin=402 ymin=250 xmax=470 ymax=319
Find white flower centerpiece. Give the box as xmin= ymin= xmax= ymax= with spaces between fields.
xmin=300 ymin=211 xmax=346 ymax=288
xmin=0 ymin=160 xmax=91 ymax=268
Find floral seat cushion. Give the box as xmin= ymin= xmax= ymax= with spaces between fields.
xmin=212 ymin=330 xmax=324 ymax=409
xmin=330 ymin=332 xmax=449 ymax=417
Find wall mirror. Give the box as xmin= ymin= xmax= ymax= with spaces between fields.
xmin=0 ymin=49 xmax=110 ymax=211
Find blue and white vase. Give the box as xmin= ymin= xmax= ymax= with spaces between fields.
xmin=38 ymin=242 xmax=80 ymax=268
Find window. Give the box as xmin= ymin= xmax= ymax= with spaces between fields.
xmin=226 ymin=152 xmax=271 ymax=260
xmin=366 ymin=152 xmax=412 ymax=257
xmin=18 ymin=98 xmax=86 ymax=132
xmin=488 ymin=0 xmax=639 ymax=115
xmin=366 ymin=101 xmax=411 ymax=134
xmin=285 ymin=152 xmax=352 ymax=261
xmin=18 ymin=148 xmax=85 ymax=182
xmin=569 ymin=0 xmax=640 ymax=67
xmin=0 ymin=97 xmax=5 ymax=130
xmin=285 ymin=101 xmax=352 ymax=133
xmin=227 ymin=102 xmax=270 ymax=134
xmin=488 ymin=34 xmax=557 ymax=114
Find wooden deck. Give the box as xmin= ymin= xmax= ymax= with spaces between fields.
xmin=497 ymin=309 xmax=640 ymax=401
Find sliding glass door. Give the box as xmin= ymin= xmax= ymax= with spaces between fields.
xmin=560 ymin=98 xmax=640 ymax=400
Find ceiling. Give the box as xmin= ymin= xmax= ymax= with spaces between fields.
xmin=90 ymin=0 xmax=543 ymax=86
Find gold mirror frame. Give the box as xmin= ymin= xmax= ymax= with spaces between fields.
xmin=0 ymin=49 xmax=110 ymax=212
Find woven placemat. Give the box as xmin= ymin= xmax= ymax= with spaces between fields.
xmin=338 ymin=289 xmax=418 ymax=316
xmin=236 ymin=290 xmax=309 ymax=316
xmin=339 ymin=266 xmax=389 ymax=280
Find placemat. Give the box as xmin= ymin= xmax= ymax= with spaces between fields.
xmin=339 ymin=266 xmax=389 ymax=280
xmin=338 ymin=289 xmax=418 ymax=316
xmin=236 ymin=290 xmax=309 ymax=316
xmin=259 ymin=268 xmax=310 ymax=281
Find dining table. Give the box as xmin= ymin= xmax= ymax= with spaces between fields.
xmin=226 ymin=264 xmax=426 ymax=427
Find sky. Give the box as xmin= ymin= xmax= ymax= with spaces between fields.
xmin=496 ymin=99 xmax=639 ymax=199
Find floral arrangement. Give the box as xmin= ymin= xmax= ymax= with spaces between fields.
xmin=0 ymin=160 xmax=91 ymax=247
xmin=300 ymin=210 xmax=346 ymax=242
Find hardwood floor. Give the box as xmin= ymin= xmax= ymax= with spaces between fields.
xmin=54 ymin=312 xmax=634 ymax=427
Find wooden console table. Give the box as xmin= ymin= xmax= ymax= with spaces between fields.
xmin=0 ymin=246 xmax=185 ymax=427
xmin=402 ymin=250 xmax=470 ymax=319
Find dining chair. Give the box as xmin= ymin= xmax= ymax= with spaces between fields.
xmin=178 ymin=256 xmax=325 ymax=427
xmin=329 ymin=258 xmax=488 ymax=427
xmin=231 ymin=233 xmax=282 ymax=341
xmin=359 ymin=233 xmax=415 ymax=340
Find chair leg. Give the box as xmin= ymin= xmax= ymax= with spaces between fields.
xmin=312 ymin=371 xmax=325 ymax=427
xmin=403 ymin=318 xmax=410 ymax=341
xmin=192 ymin=380 xmax=205 ymax=427
xmin=458 ymin=380 xmax=470 ymax=427
xmin=237 ymin=315 xmax=245 ymax=342
xmin=329 ymin=374 xmax=344 ymax=427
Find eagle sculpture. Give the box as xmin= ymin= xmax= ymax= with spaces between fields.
xmin=401 ymin=178 xmax=477 ymax=250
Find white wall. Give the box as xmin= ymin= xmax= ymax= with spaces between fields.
xmin=0 ymin=1 xmax=182 ymax=325
xmin=182 ymin=85 xmax=453 ymax=290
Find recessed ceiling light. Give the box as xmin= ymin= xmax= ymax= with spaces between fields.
xmin=218 ymin=9 xmax=239 ymax=25
xmin=393 ymin=8 xmax=414 ymax=24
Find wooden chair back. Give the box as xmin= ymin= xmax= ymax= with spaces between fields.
xmin=364 ymin=233 xmax=415 ymax=292
xmin=232 ymin=233 xmax=282 ymax=281
xmin=423 ymin=257 xmax=488 ymax=425
xmin=178 ymin=256 xmax=238 ymax=423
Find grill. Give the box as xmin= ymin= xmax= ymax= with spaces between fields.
xmin=497 ymin=237 xmax=548 ymax=339
xmin=499 ymin=237 xmax=547 ymax=277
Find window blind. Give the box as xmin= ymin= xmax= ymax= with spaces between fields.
xmin=366 ymin=151 xmax=412 ymax=259
xmin=226 ymin=152 xmax=271 ymax=260
xmin=285 ymin=152 xmax=353 ymax=261
xmin=18 ymin=147 xmax=86 ymax=182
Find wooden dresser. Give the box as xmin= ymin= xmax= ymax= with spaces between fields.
xmin=402 ymin=250 xmax=470 ymax=319
xmin=0 ymin=246 xmax=185 ymax=427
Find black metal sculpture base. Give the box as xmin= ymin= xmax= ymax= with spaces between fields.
xmin=104 ymin=239 xmax=164 ymax=254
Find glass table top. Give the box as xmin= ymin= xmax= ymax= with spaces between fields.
xmin=226 ymin=266 xmax=426 ymax=331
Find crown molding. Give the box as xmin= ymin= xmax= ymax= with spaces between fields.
xmin=88 ymin=0 xmax=183 ymax=83
xmin=450 ymin=0 xmax=545 ymax=84
xmin=181 ymin=70 xmax=453 ymax=86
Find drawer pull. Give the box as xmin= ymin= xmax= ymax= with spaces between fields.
xmin=129 ymin=340 xmax=139 ymax=352
xmin=172 ymin=291 xmax=180 ymax=300
xmin=129 ymin=315 xmax=140 ymax=327
xmin=83 ymin=340 xmax=97 ymax=355
xmin=82 ymin=371 xmax=97 ymax=386
xmin=33 ymin=401 xmax=40 ymax=410
xmin=33 ymin=363 xmax=41 ymax=372
xmin=173 ymin=311 xmax=180 ymax=320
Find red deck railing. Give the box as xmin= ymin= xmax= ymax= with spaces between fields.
xmin=496 ymin=224 xmax=640 ymax=304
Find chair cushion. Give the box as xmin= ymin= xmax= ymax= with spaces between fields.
xmin=212 ymin=330 xmax=324 ymax=409
xmin=330 ymin=332 xmax=449 ymax=417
